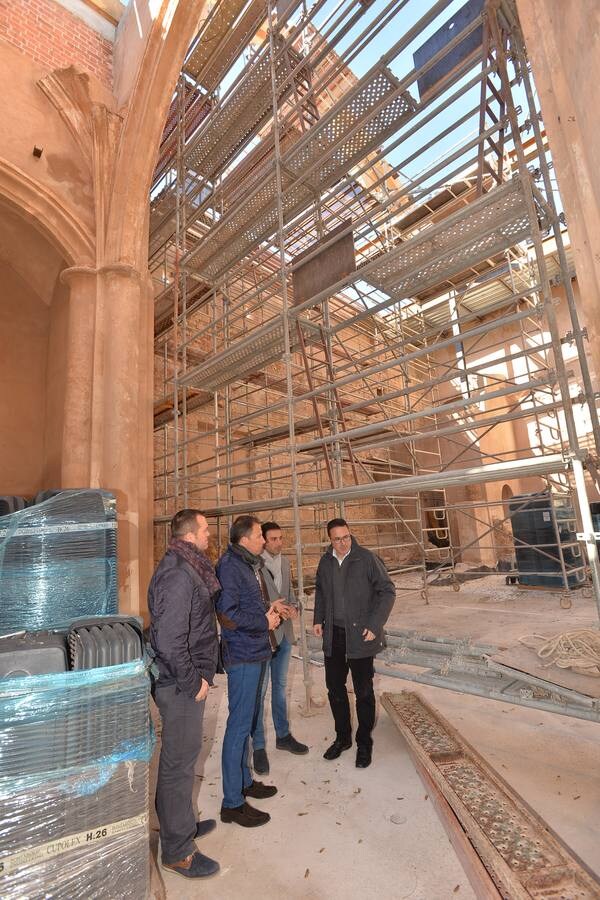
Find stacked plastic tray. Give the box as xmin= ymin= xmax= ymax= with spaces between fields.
xmin=0 ymin=660 xmax=152 ymax=898
xmin=0 ymin=490 xmax=118 ymax=635
xmin=0 ymin=490 xmax=151 ymax=898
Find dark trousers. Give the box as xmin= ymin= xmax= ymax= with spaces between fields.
xmin=324 ymin=625 xmax=375 ymax=749
xmin=154 ymin=682 xmax=205 ymax=864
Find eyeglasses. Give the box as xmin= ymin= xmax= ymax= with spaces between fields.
xmin=331 ymin=535 xmax=351 ymax=543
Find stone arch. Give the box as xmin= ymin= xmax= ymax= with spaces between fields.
xmin=501 ymin=483 xmax=514 ymax=520
xmin=0 ymin=167 xmax=92 ymax=496
xmin=108 ymin=0 xmax=210 ymax=266
xmin=0 ymin=157 xmax=94 ymax=267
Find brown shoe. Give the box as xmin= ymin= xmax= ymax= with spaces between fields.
xmin=243 ymin=780 xmax=278 ymax=799
xmin=162 ymin=850 xmax=220 ymax=878
xmin=220 ymin=801 xmax=270 ymax=827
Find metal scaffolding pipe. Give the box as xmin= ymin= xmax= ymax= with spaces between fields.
xmin=152 ymin=453 xmax=569 ymax=522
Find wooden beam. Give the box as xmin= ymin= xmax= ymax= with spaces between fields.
xmin=382 ymin=691 xmax=600 ymax=899
xmin=402 ymin=737 xmax=501 ymax=899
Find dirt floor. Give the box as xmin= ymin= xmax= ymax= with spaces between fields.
xmin=149 ymin=574 xmax=600 ymax=899
xmin=385 ymin=566 xmax=599 ymax=642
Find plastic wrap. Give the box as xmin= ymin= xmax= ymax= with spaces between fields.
xmin=0 ymin=491 xmax=118 ymax=635
xmin=0 ymin=659 xmax=153 ymax=899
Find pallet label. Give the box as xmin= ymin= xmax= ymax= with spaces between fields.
xmin=0 ymin=813 xmax=148 ymax=876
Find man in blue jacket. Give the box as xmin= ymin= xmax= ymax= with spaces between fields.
xmin=148 ymin=508 xmax=221 ymax=879
xmin=216 ymin=515 xmax=281 ymax=827
xmin=313 ymin=518 xmax=396 ymax=769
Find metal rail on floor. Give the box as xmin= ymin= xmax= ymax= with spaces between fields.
xmin=305 ymin=629 xmax=600 ymax=724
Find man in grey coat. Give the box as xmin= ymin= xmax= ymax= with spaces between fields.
xmin=251 ymin=521 xmax=309 ymax=774
xmin=148 ymin=508 xmax=221 ymax=879
xmin=313 ymin=518 xmax=395 ymax=769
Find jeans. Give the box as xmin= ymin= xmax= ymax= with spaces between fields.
xmin=222 ymin=660 xmax=266 ymax=808
xmin=154 ymin=683 xmax=205 ymax=864
xmin=252 ymin=636 xmax=292 ymax=749
xmin=324 ymin=625 xmax=375 ymax=749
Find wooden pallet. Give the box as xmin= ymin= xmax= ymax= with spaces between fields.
xmin=382 ymin=691 xmax=600 ymax=899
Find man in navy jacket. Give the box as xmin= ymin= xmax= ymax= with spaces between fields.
xmin=216 ymin=515 xmax=282 ymax=827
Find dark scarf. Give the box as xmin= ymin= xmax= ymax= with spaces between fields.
xmin=169 ymin=538 xmax=220 ymax=598
xmin=230 ymin=542 xmax=263 ymax=570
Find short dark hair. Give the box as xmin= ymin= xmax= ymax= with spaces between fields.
xmin=230 ymin=515 xmax=261 ymax=544
xmin=262 ymin=521 xmax=281 ymax=539
xmin=171 ymin=508 xmax=205 ymax=538
xmin=327 ymin=517 xmax=348 ymax=536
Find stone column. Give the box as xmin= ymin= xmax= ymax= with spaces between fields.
xmin=59 ymin=263 xmax=153 ymax=616
xmin=98 ymin=264 xmax=153 ymax=616
xmin=516 ymin=0 xmax=600 ymax=391
xmin=59 ymin=266 xmax=98 ymax=487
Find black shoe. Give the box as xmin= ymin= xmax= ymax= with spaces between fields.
xmin=323 ymin=738 xmax=352 ymax=760
xmin=243 ymin=780 xmax=278 ymax=799
xmin=356 ymin=747 xmax=372 ymax=768
xmin=253 ymin=747 xmax=270 ymax=775
xmin=276 ymin=733 xmax=309 ymax=755
xmin=220 ymin=801 xmax=270 ymax=827
xmin=162 ymin=850 xmax=220 ymax=878
xmin=195 ymin=818 xmax=216 ymax=838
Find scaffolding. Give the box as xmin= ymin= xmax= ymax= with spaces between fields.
xmin=150 ymin=0 xmax=600 ymax=715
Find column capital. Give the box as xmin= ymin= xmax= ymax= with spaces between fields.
xmin=61 ymin=263 xmax=144 ymax=285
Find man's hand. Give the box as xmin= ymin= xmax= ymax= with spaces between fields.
xmin=195 ymin=678 xmax=209 ymax=702
xmin=266 ymin=608 xmax=281 ymax=630
xmin=313 ymin=623 xmax=323 ymax=637
xmin=362 ymin=628 xmax=376 ymax=641
xmin=272 ymin=600 xmax=296 ymax=620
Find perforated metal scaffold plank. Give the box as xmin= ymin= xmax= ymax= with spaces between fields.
xmin=364 ymin=176 xmax=541 ymax=302
xmin=382 ymin=691 xmax=600 ymax=900
xmin=185 ymin=40 xmax=301 ymax=180
xmin=184 ymin=67 xmax=417 ymax=278
xmin=184 ymin=0 xmax=265 ymax=85
xmin=178 ymin=316 xmax=312 ymax=392
xmin=187 ymin=0 xmax=268 ymax=92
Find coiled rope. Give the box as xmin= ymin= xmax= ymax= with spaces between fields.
xmin=519 ymin=629 xmax=600 ymax=677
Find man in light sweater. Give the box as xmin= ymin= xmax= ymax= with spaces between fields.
xmin=251 ymin=522 xmax=309 ymax=775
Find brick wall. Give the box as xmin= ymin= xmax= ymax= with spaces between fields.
xmin=0 ymin=0 xmax=113 ymax=89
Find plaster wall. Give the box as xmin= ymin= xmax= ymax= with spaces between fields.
xmin=0 ymin=261 xmax=50 ymax=496
xmin=0 ymin=43 xmax=104 ymax=242
xmin=516 ymin=0 xmax=600 ymax=391
xmin=0 ymin=0 xmax=213 ymax=614
xmin=43 ymin=275 xmax=70 ymax=487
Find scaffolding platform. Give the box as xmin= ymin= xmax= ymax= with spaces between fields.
xmin=363 ymin=175 xmax=544 ymax=302
xmin=185 ymin=40 xmax=307 ymax=180
xmin=307 ymin=628 xmax=600 ymax=723
xmin=184 ymin=67 xmax=416 ymax=278
xmin=383 ymin=692 xmax=600 ymax=895
xmin=149 ymin=184 xmax=177 ymax=258
xmin=179 ymin=315 xmax=313 ymax=392
xmin=184 ymin=0 xmax=266 ymax=88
